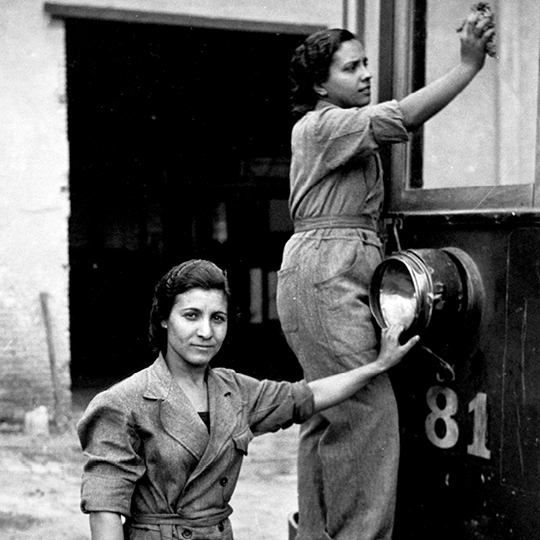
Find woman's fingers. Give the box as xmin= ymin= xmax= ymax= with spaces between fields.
xmin=383 ymin=323 xmax=404 ymax=339
xmin=399 ymin=334 xmax=420 ymax=355
xmin=458 ymin=3 xmax=497 ymax=57
xmin=384 ymin=324 xmax=419 ymax=352
xmin=380 ymin=324 xmax=419 ymax=363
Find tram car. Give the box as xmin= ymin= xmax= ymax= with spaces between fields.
xmin=364 ymin=2 xmax=540 ymax=539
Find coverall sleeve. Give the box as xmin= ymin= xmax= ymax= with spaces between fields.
xmin=77 ymin=391 xmax=146 ymax=516
xmin=310 ymin=100 xmax=409 ymax=172
xmin=226 ymin=371 xmax=315 ymax=436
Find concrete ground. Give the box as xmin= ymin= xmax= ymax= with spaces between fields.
xmin=0 ymin=392 xmax=300 ymax=540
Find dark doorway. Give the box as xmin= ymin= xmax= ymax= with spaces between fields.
xmin=66 ymin=18 xmax=305 ymax=389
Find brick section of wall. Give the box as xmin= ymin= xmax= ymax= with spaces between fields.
xmin=0 ymin=277 xmax=54 ymax=423
xmin=0 ymin=0 xmax=72 ymax=431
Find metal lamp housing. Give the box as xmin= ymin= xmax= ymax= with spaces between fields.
xmin=369 ymin=247 xmax=485 ymax=341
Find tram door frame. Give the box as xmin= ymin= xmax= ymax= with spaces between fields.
xmin=48 ymin=1 xmax=324 ymax=387
xmin=378 ymin=2 xmax=540 ymax=539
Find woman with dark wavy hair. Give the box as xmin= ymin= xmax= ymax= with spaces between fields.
xmin=277 ymin=13 xmax=495 ymax=540
xmin=77 ymin=259 xmax=417 ymax=540
xmin=289 ymin=29 xmax=356 ymax=121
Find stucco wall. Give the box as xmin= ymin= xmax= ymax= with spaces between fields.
xmin=0 ymin=0 xmax=346 ymax=429
xmin=0 ymin=0 xmax=71 ymax=429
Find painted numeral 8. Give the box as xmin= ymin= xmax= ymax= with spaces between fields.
xmin=425 ymin=386 xmax=459 ymax=449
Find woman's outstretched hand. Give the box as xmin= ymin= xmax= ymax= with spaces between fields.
xmin=376 ymin=325 xmax=420 ymax=371
xmin=458 ymin=10 xmax=496 ymax=71
xmin=309 ymin=325 xmax=419 ymax=413
xmin=400 ymin=4 xmax=495 ymax=131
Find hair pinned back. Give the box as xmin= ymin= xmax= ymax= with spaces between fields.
xmin=290 ymin=28 xmax=357 ymax=121
xmin=149 ymin=259 xmax=231 ymax=356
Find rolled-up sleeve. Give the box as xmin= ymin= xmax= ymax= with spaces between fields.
xmin=368 ymin=100 xmax=409 ymax=145
xmin=77 ymin=393 xmax=146 ymax=516
xmin=289 ymin=380 xmax=315 ymax=423
xmin=307 ymin=100 xmax=409 ymax=173
xmin=225 ymin=372 xmax=315 ymax=435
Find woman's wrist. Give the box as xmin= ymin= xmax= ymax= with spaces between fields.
xmin=459 ymin=57 xmax=484 ymax=77
xmin=368 ymin=358 xmax=388 ymax=377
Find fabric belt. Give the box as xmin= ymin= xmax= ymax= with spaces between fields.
xmin=293 ymin=215 xmax=378 ymax=233
xmin=128 ymin=513 xmax=229 ymax=540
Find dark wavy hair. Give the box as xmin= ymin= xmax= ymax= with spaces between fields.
xmin=149 ymin=259 xmax=232 ymax=356
xmin=290 ymin=28 xmax=357 ymax=121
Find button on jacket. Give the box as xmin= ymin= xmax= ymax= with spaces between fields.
xmin=77 ymin=355 xmax=314 ymax=539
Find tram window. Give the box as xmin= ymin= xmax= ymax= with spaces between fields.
xmin=409 ymin=0 xmax=539 ymax=191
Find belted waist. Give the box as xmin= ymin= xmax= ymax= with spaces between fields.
xmin=293 ymin=215 xmax=378 ymax=233
xmin=130 ymin=512 xmax=228 ymax=528
xmin=128 ymin=513 xmax=230 ymax=540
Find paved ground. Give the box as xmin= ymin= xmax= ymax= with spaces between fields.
xmin=0 ymin=393 xmax=300 ymax=540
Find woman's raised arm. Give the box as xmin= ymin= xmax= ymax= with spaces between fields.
xmin=399 ymin=11 xmax=495 ymax=131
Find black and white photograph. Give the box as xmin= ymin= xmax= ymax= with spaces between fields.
xmin=1 ymin=1 xmax=538 ymax=539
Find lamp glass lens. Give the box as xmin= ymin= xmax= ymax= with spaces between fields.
xmin=379 ymin=266 xmax=417 ymax=329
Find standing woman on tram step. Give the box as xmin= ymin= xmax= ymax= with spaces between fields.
xmin=276 ymin=8 xmax=495 ymax=540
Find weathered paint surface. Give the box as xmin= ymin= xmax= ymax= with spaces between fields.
xmin=389 ymin=213 xmax=540 ymax=540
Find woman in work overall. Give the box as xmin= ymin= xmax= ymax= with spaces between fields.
xmin=78 ymin=259 xmax=418 ymax=540
xmin=276 ymin=11 xmax=495 ymax=540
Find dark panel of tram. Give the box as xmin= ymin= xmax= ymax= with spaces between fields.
xmin=371 ymin=211 xmax=540 ymax=540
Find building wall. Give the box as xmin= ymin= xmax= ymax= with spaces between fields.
xmin=0 ymin=0 xmax=348 ymax=429
xmin=0 ymin=0 xmax=71 ymax=428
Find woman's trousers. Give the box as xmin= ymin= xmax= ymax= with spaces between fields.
xmin=277 ymin=228 xmax=399 ymax=540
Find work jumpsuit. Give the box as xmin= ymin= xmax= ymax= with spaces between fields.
xmin=77 ymin=355 xmax=314 ymax=540
xmin=277 ymin=100 xmax=409 ymax=540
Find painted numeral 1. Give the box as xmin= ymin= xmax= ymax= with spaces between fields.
xmin=467 ymin=392 xmax=491 ymax=459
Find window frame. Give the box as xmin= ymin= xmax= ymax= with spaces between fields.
xmin=385 ymin=0 xmax=539 ymax=214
